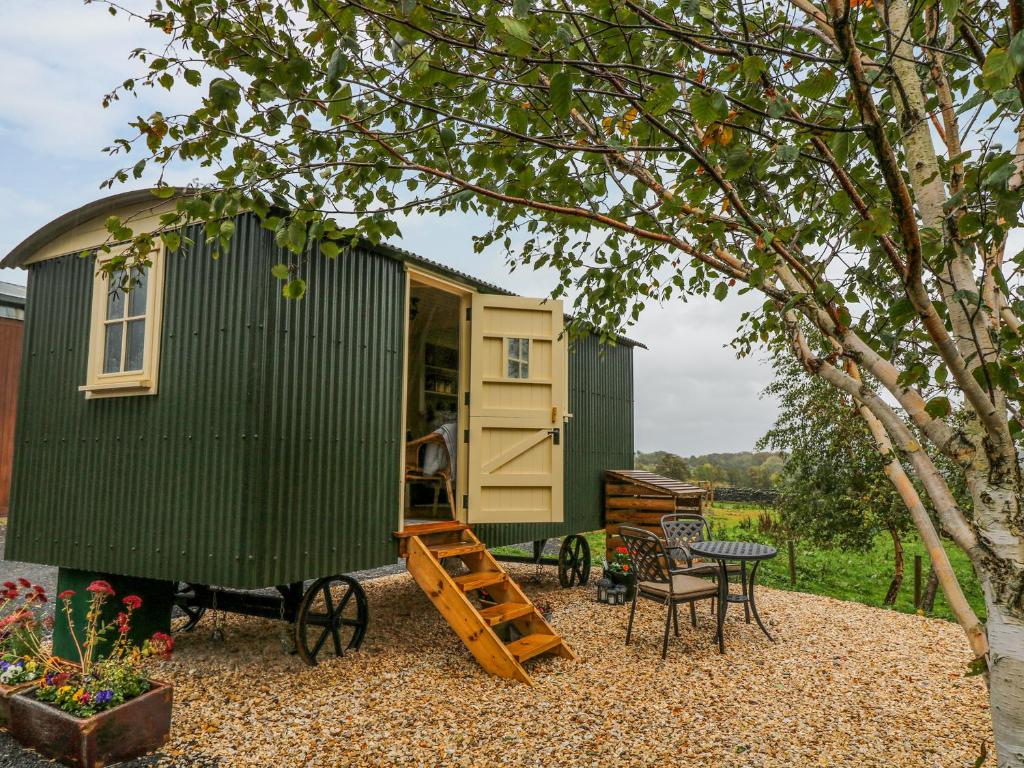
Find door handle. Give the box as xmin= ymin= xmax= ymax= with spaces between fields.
xmin=548 ymin=427 xmax=560 ymax=445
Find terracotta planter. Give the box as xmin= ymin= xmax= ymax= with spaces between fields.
xmin=9 ymin=679 xmax=172 ymax=767
xmin=0 ymin=679 xmax=39 ymax=730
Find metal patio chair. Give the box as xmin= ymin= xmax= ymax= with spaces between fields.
xmin=619 ymin=526 xmax=719 ymax=659
xmin=662 ymin=512 xmax=746 ymax=620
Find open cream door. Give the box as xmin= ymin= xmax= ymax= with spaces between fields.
xmin=467 ymin=294 xmax=567 ymax=524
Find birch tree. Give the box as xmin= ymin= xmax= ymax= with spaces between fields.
xmin=97 ymin=0 xmax=1024 ymax=760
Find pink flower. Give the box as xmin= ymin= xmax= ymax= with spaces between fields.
xmin=58 ymin=589 xmax=75 ymax=601
xmin=86 ymin=580 xmax=114 ymax=596
xmin=122 ymin=594 xmax=143 ymax=610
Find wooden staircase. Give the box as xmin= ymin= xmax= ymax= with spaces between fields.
xmin=395 ymin=521 xmax=575 ymax=684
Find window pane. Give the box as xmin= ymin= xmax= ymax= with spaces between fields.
xmin=519 ymin=360 xmax=528 ymax=379
xmin=105 ymin=270 xmax=125 ymax=320
xmin=520 ymin=338 xmax=529 ymax=360
xmin=508 ymin=338 xmax=519 ymax=359
xmin=507 ymin=358 xmax=519 ymax=378
xmin=125 ymin=319 xmax=146 ymax=372
xmin=103 ymin=324 xmax=123 ymax=373
xmin=127 ymin=269 xmax=148 ymax=317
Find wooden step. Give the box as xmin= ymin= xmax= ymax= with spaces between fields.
xmin=452 ymin=571 xmax=507 ymax=593
xmin=427 ymin=542 xmax=486 ymax=559
xmin=477 ymin=602 xmax=535 ymax=627
xmin=505 ymin=633 xmax=564 ymax=663
xmin=394 ymin=521 xmax=468 ymax=538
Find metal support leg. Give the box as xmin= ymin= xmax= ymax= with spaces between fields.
xmin=741 ymin=560 xmax=751 ymax=623
xmin=716 ymin=560 xmax=727 ymax=654
xmin=625 ymin=593 xmax=638 ymax=645
xmin=748 ymin=561 xmax=775 ymax=642
xmin=662 ymin=600 xmax=673 ymax=659
xmin=672 ymin=603 xmax=680 ymax=637
xmin=689 ymin=601 xmax=697 ymax=627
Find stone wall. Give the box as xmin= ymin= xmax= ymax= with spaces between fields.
xmin=712 ymin=486 xmax=778 ymax=505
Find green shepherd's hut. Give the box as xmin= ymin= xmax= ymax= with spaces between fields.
xmin=2 ymin=189 xmax=638 ymax=683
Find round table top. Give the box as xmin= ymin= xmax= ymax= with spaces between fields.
xmin=689 ymin=540 xmax=777 ymax=561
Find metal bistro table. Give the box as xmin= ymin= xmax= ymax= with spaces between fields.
xmin=688 ymin=540 xmax=777 ymax=653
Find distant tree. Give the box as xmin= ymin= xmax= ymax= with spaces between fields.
xmin=760 ymin=366 xmax=914 ymax=604
xmin=654 ymin=453 xmax=690 ymax=482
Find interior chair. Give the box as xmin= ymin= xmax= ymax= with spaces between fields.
xmin=619 ymin=526 xmax=719 ymax=659
xmin=404 ymin=432 xmax=455 ymax=520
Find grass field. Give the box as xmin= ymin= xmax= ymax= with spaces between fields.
xmin=496 ymin=501 xmax=986 ymax=624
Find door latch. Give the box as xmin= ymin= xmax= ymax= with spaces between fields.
xmin=548 ymin=427 xmax=560 ymax=445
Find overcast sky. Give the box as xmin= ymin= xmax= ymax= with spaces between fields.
xmin=0 ymin=1 xmax=779 ymax=456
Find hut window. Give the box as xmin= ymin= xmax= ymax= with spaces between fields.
xmin=80 ymin=245 xmax=166 ymax=399
xmin=507 ymin=337 xmax=530 ymax=379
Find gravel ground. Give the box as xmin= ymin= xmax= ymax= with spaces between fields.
xmin=0 ymin=534 xmax=992 ymax=767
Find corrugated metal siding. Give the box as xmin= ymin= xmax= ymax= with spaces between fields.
xmin=472 ymin=335 xmax=634 ymax=547
xmin=253 ymin=240 xmax=404 ymax=585
xmin=7 ymin=217 xmax=406 ymax=588
xmin=6 ymin=218 xmax=268 ymax=587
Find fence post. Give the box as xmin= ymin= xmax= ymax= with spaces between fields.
xmin=787 ymin=540 xmax=796 ymax=586
xmin=914 ymin=555 xmax=922 ymax=609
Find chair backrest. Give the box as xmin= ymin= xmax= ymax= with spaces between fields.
xmin=405 ymin=432 xmax=451 ymax=477
xmin=618 ymin=526 xmax=672 ymax=585
xmin=661 ymin=513 xmax=710 ymax=564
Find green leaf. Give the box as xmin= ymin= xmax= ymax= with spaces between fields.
xmin=282 ymin=278 xmax=307 ymax=300
xmin=183 ymin=69 xmax=202 ymax=87
xmin=208 ymin=77 xmax=241 ymax=109
xmin=160 ymin=231 xmax=181 ymax=252
xmin=957 ymin=212 xmax=982 ymax=237
xmin=326 ymin=48 xmax=346 ymax=86
xmin=714 ymin=282 xmax=728 ymax=301
xmin=794 ymin=69 xmax=837 ymax=100
xmin=1010 ymin=31 xmax=1024 ymax=71
xmin=830 ymin=132 xmax=850 ymax=164
xmin=549 ymin=72 xmax=573 ymax=118
xmin=690 ymin=90 xmax=728 ymax=125
xmin=740 ymin=55 xmax=766 ymax=83
xmin=271 ymin=263 xmax=291 ymax=280
xmin=775 ymin=144 xmax=800 ymax=164
xmin=497 ymin=17 xmax=532 ymax=56
xmin=320 ymin=241 xmax=341 ymax=258
xmin=982 ymin=48 xmax=1016 ymax=91
xmin=439 ymin=126 xmax=457 ymax=148
xmin=924 ymin=396 xmax=951 ymax=418
xmin=644 ymin=82 xmax=678 ymax=116
xmin=941 ymin=0 xmax=959 ymax=22
xmin=513 ymin=0 xmax=530 ymax=18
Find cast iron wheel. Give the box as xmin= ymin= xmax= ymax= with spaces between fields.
xmin=293 ymin=575 xmax=369 ymax=666
xmin=171 ymin=583 xmax=206 ymax=634
xmin=558 ymin=535 xmax=591 ymax=588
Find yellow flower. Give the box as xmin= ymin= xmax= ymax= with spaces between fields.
xmin=57 ymin=685 xmax=71 ymax=696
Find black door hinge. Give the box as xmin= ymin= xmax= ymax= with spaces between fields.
xmin=462 ymin=494 xmax=469 ymax=509
xmin=464 ymin=428 xmax=470 ymax=443
xmin=464 ymin=391 xmax=470 ymax=406
xmin=465 ymin=307 xmax=472 ymax=321
xmin=548 ymin=427 xmax=560 ymax=446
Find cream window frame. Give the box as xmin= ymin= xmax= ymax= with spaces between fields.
xmin=506 ymin=337 xmax=530 ymax=379
xmin=80 ymin=243 xmax=166 ymax=399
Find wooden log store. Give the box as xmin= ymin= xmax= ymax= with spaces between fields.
xmin=604 ymin=470 xmax=707 ymax=557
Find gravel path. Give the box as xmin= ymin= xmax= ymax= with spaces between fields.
xmin=1 ymin=534 xmax=993 ymax=766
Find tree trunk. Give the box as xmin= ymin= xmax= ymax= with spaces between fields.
xmin=986 ymin=597 xmax=1024 ymax=766
xmin=884 ymin=524 xmax=904 ymax=606
xmin=922 ymin=566 xmax=938 ymax=613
